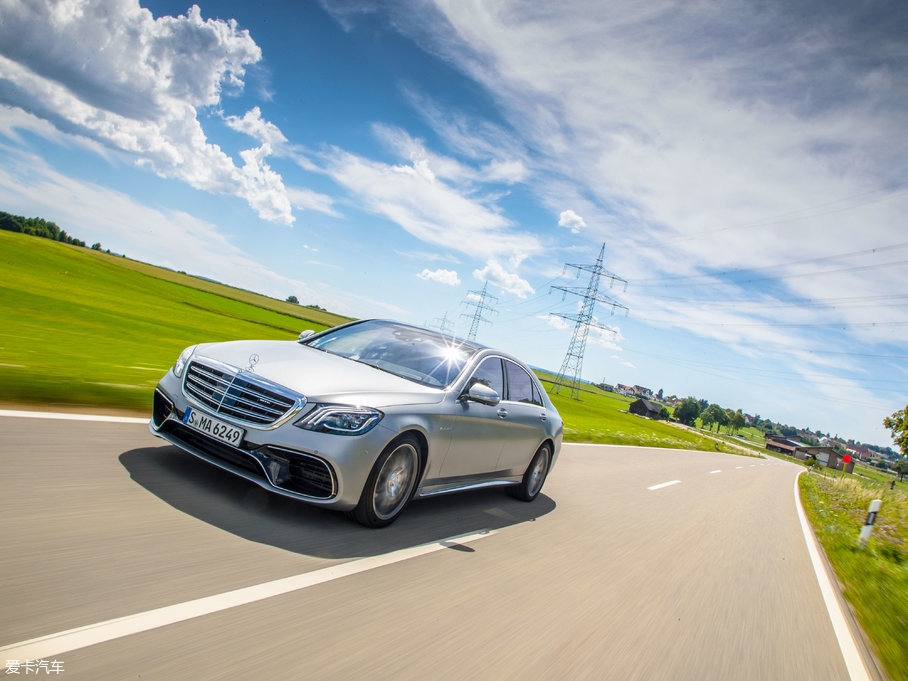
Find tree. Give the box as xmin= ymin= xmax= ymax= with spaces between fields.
xmin=883 ymin=405 xmax=908 ymax=457
xmin=730 ymin=410 xmax=746 ymax=435
xmin=675 ymin=397 xmax=701 ymax=426
xmin=701 ymin=403 xmax=724 ymax=431
xmin=91 ymin=242 xmax=102 ymax=250
xmin=893 ymin=460 xmax=908 ymax=482
xmin=286 ymin=295 xmax=299 ymax=304
xmin=659 ymin=406 xmax=670 ymax=420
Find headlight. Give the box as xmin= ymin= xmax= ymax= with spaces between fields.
xmin=172 ymin=345 xmax=197 ymax=378
xmin=294 ymin=405 xmax=383 ymax=435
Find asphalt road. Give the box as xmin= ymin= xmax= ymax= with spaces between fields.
xmin=0 ymin=415 xmax=873 ymax=680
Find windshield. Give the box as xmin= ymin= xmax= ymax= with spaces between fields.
xmin=306 ymin=321 xmax=481 ymax=387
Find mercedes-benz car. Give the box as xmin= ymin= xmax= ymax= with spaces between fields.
xmin=150 ymin=319 xmax=563 ymax=527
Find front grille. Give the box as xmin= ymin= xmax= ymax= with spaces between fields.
xmin=183 ymin=359 xmax=300 ymax=426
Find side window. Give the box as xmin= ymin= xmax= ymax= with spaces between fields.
xmin=531 ymin=380 xmax=545 ymax=407
xmin=468 ymin=358 xmax=504 ymax=397
xmin=505 ymin=361 xmax=541 ymax=405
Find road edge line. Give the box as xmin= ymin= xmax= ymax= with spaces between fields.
xmin=0 ymin=529 xmax=496 ymax=664
xmin=0 ymin=409 xmax=147 ymax=424
xmin=793 ymin=471 xmax=871 ymax=681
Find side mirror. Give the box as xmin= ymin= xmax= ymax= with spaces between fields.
xmin=298 ymin=330 xmax=315 ymax=343
xmin=462 ymin=382 xmax=501 ymax=406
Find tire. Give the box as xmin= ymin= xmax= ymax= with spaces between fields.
xmin=351 ymin=435 xmax=421 ymax=528
xmin=509 ymin=442 xmax=551 ymax=502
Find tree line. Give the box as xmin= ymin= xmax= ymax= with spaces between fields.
xmin=0 ymin=210 xmax=87 ymax=247
xmin=672 ymin=397 xmax=746 ymax=435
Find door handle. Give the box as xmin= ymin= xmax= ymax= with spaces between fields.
xmin=497 ymin=408 xmax=509 ymax=419
xmin=539 ymin=413 xmax=547 ymax=421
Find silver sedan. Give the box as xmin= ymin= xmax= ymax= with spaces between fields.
xmin=150 ymin=319 xmax=563 ymax=527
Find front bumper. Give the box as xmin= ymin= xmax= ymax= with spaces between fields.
xmin=149 ymin=371 xmax=391 ymax=511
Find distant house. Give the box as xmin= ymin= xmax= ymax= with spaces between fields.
xmin=633 ymin=385 xmax=654 ymax=399
xmin=847 ymin=444 xmax=873 ymax=461
xmin=765 ymin=435 xmax=805 ymax=457
xmin=629 ymin=399 xmax=663 ymax=419
xmin=765 ymin=435 xmax=854 ymax=472
xmin=615 ymin=383 xmax=636 ymax=397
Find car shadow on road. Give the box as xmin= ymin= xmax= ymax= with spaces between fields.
xmin=119 ymin=445 xmax=555 ymax=559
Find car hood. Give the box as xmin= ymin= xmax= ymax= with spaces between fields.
xmin=192 ymin=340 xmax=446 ymax=407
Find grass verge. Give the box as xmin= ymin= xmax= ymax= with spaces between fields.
xmin=799 ymin=472 xmax=908 ymax=681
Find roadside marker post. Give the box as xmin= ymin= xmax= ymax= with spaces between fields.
xmin=857 ymin=499 xmax=882 ymax=548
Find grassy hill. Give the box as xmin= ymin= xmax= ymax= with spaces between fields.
xmin=0 ymin=230 xmax=350 ymax=411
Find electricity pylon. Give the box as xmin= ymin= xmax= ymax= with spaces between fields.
xmin=461 ymin=282 xmax=498 ymax=341
xmin=552 ymin=243 xmax=628 ymax=399
xmin=431 ymin=312 xmax=454 ymax=334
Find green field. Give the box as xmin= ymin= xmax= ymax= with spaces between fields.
xmin=1 ymin=230 xmax=758 ymax=456
xmin=537 ymin=377 xmax=758 ymax=455
xmin=799 ymin=473 xmax=908 ymax=681
xmin=0 ymin=230 xmax=350 ymax=411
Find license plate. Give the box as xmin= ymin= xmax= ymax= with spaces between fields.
xmin=183 ymin=407 xmax=245 ymax=446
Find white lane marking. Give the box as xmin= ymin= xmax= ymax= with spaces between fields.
xmin=793 ymin=472 xmax=871 ymax=681
xmin=562 ymin=442 xmax=626 ymax=448
xmin=0 ymin=409 xmax=148 ymax=424
xmin=709 ymin=470 xmax=722 ymax=474
xmin=0 ymin=529 xmax=496 ymax=663
xmin=647 ymin=480 xmax=681 ymax=490
xmin=736 ymin=466 xmax=743 ymax=469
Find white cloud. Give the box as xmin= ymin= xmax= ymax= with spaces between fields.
xmin=474 ymin=259 xmax=534 ymax=298
xmin=401 ymin=1 xmax=907 ymax=315
xmin=587 ymin=321 xmax=624 ymax=351
xmin=540 ymin=314 xmax=569 ymax=331
xmin=286 ymin=186 xmax=341 ymax=217
xmin=395 ymin=250 xmax=461 ymax=264
xmin=558 ymin=209 xmax=586 ymax=233
xmin=417 ymin=268 xmax=461 ymax=286
xmin=224 ymin=106 xmax=288 ymax=146
xmin=325 ymin=148 xmax=541 ymax=259
xmin=0 ymin=1 xmax=295 ymax=224
xmin=611 ymin=354 xmax=636 ymax=369
xmin=480 ymin=158 xmax=528 ymax=184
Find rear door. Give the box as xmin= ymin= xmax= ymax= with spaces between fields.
xmin=496 ymin=360 xmax=548 ymax=474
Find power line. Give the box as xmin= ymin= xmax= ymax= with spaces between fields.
xmin=633 ymin=258 xmax=908 ymax=290
xmin=631 ymin=318 xmax=908 ymax=329
xmin=631 ymin=293 xmax=908 ymax=310
xmin=632 ymin=240 xmax=908 ymax=284
xmin=637 ymin=183 xmax=908 ymax=246
xmin=551 ymin=242 xmax=628 ymax=399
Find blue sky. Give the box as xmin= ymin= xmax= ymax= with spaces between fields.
xmin=0 ymin=0 xmax=906 ymax=447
